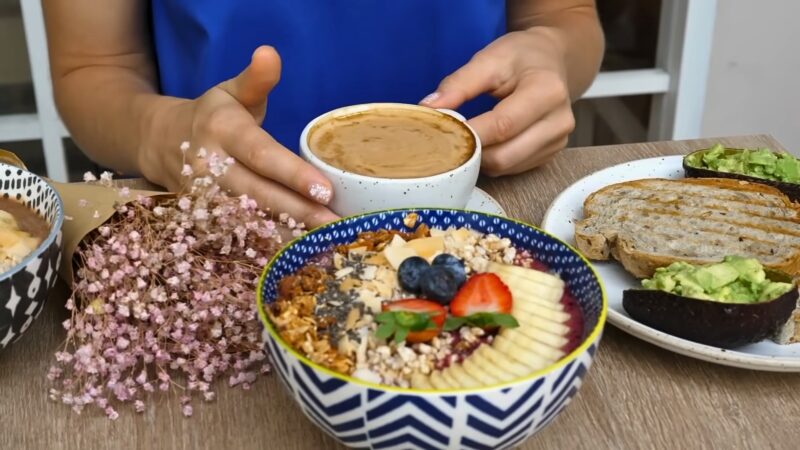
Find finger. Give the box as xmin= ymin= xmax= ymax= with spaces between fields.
xmin=221 ymin=123 xmax=334 ymax=205
xmin=480 ymin=110 xmax=573 ymax=177
xmin=221 ymin=164 xmax=339 ymax=228
xmin=419 ymin=54 xmax=509 ymax=110
xmin=219 ymin=46 xmax=282 ymax=111
xmin=468 ymin=78 xmax=567 ymax=147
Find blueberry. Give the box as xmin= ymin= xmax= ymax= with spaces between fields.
xmin=419 ymin=266 xmax=459 ymax=305
xmin=398 ymin=256 xmax=430 ymax=293
xmin=432 ymin=253 xmax=467 ymax=288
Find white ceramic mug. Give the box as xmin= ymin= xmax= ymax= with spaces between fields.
xmin=299 ymin=103 xmax=481 ymax=217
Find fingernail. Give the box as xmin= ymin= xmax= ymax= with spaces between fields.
xmin=308 ymin=183 xmax=332 ymax=205
xmin=420 ymin=92 xmax=440 ymax=105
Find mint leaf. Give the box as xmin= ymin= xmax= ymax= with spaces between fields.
xmin=374 ymin=312 xmax=396 ymax=324
xmin=423 ymin=317 xmax=439 ymax=331
xmin=394 ymin=327 xmax=409 ymax=343
xmin=453 ymin=313 xmax=520 ymax=329
xmin=492 ymin=313 xmax=520 ymax=329
xmin=444 ymin=316 xmax=467 ymax=331
xmin=464 ymin=313 xmax=495 ymax=329
xmin=375 ymin=322 xmax=395 ymax=340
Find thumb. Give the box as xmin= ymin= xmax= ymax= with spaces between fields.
xmin=419 ymin=58 xmax=496 ymax=110
xmin=221 ymin=46 xmax=282 ymax=110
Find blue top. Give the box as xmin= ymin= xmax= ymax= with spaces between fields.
xmin=151 ymin=0 xmax=506 ymax=151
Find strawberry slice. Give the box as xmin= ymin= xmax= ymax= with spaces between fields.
xmin=449 ymin=273 xmax=513 ymax=317
xmin=380 ymin=299 xmax=447 ymax=344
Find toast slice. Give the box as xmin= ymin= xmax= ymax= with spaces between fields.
xmin=574 ymin=177 xmax=800 ymax=278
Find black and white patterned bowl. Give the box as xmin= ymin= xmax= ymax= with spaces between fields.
xmin=0 ymin=162 xmax=64 ymax=350
xmin=258 ymin=209 xmax=607 ymax=449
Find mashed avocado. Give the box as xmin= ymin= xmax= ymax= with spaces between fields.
xmin=687 ymin=144 xmax=800 ymax=183
xmin=642 ymin=256 xmax=794 ymax=303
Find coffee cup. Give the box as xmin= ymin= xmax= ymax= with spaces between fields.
xmin=299 ymin=103 xmax=481 ymax=217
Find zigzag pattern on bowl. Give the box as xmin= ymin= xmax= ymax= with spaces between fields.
xmin=267 ymin=333 xmax=597 ymax=450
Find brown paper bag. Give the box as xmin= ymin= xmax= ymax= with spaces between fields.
xmin=0 ymin=149 xmax=171 ymax=281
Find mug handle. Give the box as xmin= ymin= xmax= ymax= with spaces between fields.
xmin=436 ymin=108 xmax=467 ymax=122
xmin=0 ymin=149 xmax=28 ymax=170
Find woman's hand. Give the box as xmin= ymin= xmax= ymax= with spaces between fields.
xmin=422 ymin=28 xmax=583 ymax=177
xmin=140 ymin=46 xmax=339 ymax=227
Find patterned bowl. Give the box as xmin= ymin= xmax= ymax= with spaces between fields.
xmin=257 ymin=209 xmax=606 ymax=450
xmin=0 ymin=162 xmax=64 ymax=350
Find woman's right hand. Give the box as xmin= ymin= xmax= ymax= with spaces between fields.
xmin=139 ymin=46 xmax=339 ymax=228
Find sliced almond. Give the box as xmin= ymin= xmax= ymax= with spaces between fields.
xmin=358 ymin=289 xmax=382 ymax=313
xmin=345 ymin=307 xmax=361 ymax=330
xmin=339 ymin=277 xmax=362 ymax=292
xmin=360 ymin=265 xmax=378 ymax=281
xmin=335 ymin=267 xmax=354 ymax=279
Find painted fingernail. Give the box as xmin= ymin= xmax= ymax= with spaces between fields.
xmin=420 ymin=92 xmax=440 ymax=105
xmin=309 ymin=183 xmax=332 ymax=205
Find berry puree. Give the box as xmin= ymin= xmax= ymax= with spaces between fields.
xmin=560 ymin=291 xmax=584 ymax=353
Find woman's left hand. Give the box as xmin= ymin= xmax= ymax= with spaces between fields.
xmin=421 ymin=28 xmax=577 ymax=177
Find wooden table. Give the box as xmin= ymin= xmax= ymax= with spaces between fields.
xmin=2 ymin=135 xmax=798 ymax=449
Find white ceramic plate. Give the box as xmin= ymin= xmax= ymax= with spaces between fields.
xmin=541 ymin=155 xmax=800 ymax=372
xmin=468 ymin=187 xmax=506 ymax=216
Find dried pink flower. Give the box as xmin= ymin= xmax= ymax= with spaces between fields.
xmin=49 ymin=143 xmax=303 ymax=419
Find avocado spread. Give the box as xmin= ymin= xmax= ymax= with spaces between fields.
xmin=642 ymin=256 xmax=794 ymax=303
xmin=687 ymin=144 xmax=800 ymax=183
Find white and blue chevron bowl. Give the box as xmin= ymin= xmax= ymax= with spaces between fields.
xmin=258 ymin=209 xmax=607 ymax=450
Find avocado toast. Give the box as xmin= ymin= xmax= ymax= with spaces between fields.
xmin=574 ymin=177 xmax=800 ymax=344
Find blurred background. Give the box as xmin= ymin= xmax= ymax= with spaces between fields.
xmin=0 ymin=0 xmax=798 ymax=181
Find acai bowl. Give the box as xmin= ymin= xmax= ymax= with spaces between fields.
xmin=257 ymin=209 xmax=606 ymax=450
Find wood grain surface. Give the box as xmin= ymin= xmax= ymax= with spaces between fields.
xmin=2 ymin=135 xmax=798 ymax=450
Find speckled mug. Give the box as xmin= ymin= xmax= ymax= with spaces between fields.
xmin=299 ymin=103 xmax=481 ymax=217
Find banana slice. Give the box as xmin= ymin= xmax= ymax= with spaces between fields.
xmin=469 ymin=349 xmax=518 ymax=383
xmin=474 ymin=345 xmax=530 ymax=378
xmin=509 ymin=289 xmax=564 ymax=311
xmin=491 ymin=334 xmax=553 ymax=370
xmin=510 ymin=283 xmax=562 ymax=301
xmin=513 ymin=301 xmax=571 ymax=323
xmin=440 ymin=367 xmax=461 ymax=388
xmin=447 ymin=363 xmax=482 ymax=388
xmin=487 ymin=262 xmax=564 ymax=288
xmin=429 ymin=370 xmax=454 ymax=390
xmin=411 ymin=372 xmax=434 ymax=390
xmin=499 ymin=329 xmax=566 ymax=361
xmin=515 ymin=323 xmax=570 ymax=348
xmin=515 ymin=313 xmax=572 ymax=335
xmin=462 ymin=357 xmax=502 ymax=385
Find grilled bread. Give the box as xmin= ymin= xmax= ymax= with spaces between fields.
xmin=574 ymin=178 xmax=800 ymax=278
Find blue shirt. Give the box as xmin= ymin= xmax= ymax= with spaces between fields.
xmin=151 ymin=1 xmax=506 ymax=151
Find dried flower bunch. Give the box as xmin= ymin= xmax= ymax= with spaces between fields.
xmin=48 ymin=146 xmax=301 ymax=419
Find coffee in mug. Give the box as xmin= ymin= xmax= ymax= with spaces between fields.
xmin=307 ymin=106 xmax=475 ymax=178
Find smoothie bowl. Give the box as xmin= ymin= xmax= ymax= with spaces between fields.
xmin=0 ymin=161 xmax=64 ymax=350
xmin=257 ymin=209 xmax=606 ymax=449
